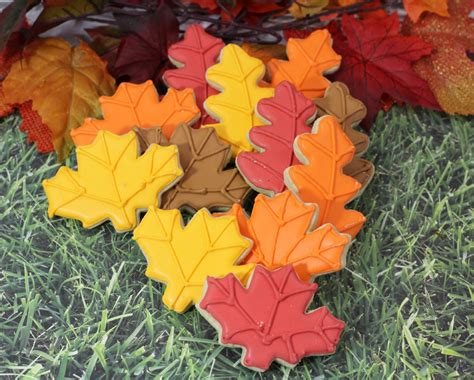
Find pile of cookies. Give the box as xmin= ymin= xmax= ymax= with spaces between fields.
xmin=43 ymin=24 xmax=374 ymax=372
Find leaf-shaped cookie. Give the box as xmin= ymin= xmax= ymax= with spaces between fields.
xmin=284 ymin=115 xmax=366 ymax=238
xmin=198 ymin=265 xmax=345 ymax=371
xmin=204 ymin=44 xmax=275 ymax=156
xmin=268 ymin=29 xmax=341 ymax=98
xmin=71 ymin=80 xmax=200 ymax=146
xmin=43 ymin=131 xmax=183 ymax=232
xmin=133 ymin=207 xmax=254 ymax=313
xmin=135 ymin=124 xmax=251 ymax=211
xmin=224 ymin=191 xmax=351 ymax=281
xmin=236 ymin=81 xmax=317 ymax=196
xmin=313 ymin=82 xmax=374 ymax=189
xmin=3 ymin=38 xmax=115 ymax=159
xmin=163 ymin=24 xmax=224 ymax=125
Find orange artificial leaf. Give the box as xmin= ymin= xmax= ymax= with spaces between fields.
xmin=224 ymin=191 xmax=351 ymax=281
xmin=403 ymin=0 xmax=474 ymax=115
xmin=71 ymin=80 xmax=200 ymax=146
xmin=241 ymin=43 xmax=287 ymax=65
xmin=403 ymin=0 xmax=449 ymax=23
xmin=288 ymin=0 xmax=329 ymax=19
xmin=3 ymin=38 xmax=115 ymax=159
xmin=284 ymin=115 xmax=365 ymax=238
xmin=267 ymin=29 xmax=341 ymax=98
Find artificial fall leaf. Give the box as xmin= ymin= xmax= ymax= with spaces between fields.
xmin=313 ymin=82 xmax=374 ymax=189
xmin=288 ymin=0 xmax=329 ymax=19
xmin=198 ymin=265 xmax=345 ymax=371
xmin=0 ymin=0 xmax=29 ymax=52
xmin=112 ymin=2 xmax=179 ymax=88
xmin=267 ymin=29 xmax=341 ymax=99
xmin=36 ymin=0 xmax=107 ymax=27
xmin=241 ymin=43 xmax=287 ymax=65
xmin=43 ymin=131 xmax=183 ymax=232
xmin=163 ymin=24 xmax=224 ymax=125
xmin=3 ymin=38 xmax=115 ymax=159
xmin=330 ymin=13 xmax=440 ymax=129
xmin=133 ymin=207 xmax=254 ymax=313
xmin=71 ymin=80 xmax=200 ymax=146
xmin=18 ymin=101 xmax=54 ymax=153
xmin=236 ymin=81 xmax=317 ymax=196
xmin=224 ymin=191 xmax=351 ymax=281
xmin=204 ymin=44 xmax=274 ymax=156
xmin=403 ymin=0 xmax=449 ymax=22
xmin=285 ymin=116 xmax=365 ymax=238
xmin=135 ymin=124 xmax=251 ymax=211
xmin=403 ymin=0 xmax=474 ymax=115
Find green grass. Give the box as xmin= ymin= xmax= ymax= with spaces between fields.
xmin=0 ymin=107 xmax=472 ymax=379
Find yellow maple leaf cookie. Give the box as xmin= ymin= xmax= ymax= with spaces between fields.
xmin=43 ymin=131 xmax=183 ymax=232
xmin=204 ymin=44 xmax=274 ymax=156
xmin=133 ymin=208 xmax=254 ymax=313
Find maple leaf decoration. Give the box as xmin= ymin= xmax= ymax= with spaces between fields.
xmin=314 ymin=82 xmax=374 ymax=189
xmin=198 ymin=265 xmax=345 ymax=371
xmin=403 ymin=0 xmax=449 ymax=22
xmin=133 ymin=208 xmax=254 ymax=313
xmin=43 ymin=131 xmax=183 ymax=232
xmin=330 ymin=13 xmax=440 ymax=129
xmin=403 ymin=0 xmax=474 ymax=115
xmin=268 ymin=29 xmax=341 ymax=99
xmin=163 ymin=24 xmax=225 ymax=125
xmin=3 ymin=38 xmax=115 ymax=159
xmin=112 ymin=2 xmax=179 ymax=87
xmin=224 ymin=191 xmax=352 ymax=281
xmin=71 ymin=80 xmax=200 ymax=146
xmin=285 ymin=116 xmax=365 ymax=238
xmin=236 ymin=81 xmax=317 ymax=196
xmin=135 ymin=124 xmax=251 ymax=211
xmin=204 ymin=44 xmax=274 ymax=156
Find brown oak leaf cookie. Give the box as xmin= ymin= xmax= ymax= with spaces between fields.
xmin=314 ymin=82 xmax=374 ymax=189
xmin=134 ymin=124 xmax=252 ymax=212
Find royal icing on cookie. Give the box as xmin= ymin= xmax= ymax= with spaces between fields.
xmin=71 ymin=80 xmax=200 ymax=146
xmin=224 ymin=190 xmax=351 ymax=281
xmin=198 ymin=265 xmax=345 ymax=371
xmin=284 ymin=116 xmax=366 ymax=238
xmin=43 ymin=131 xmax=183 ymax=232
xmin=163 ymin=24 xmax=224 ymax=125
xmin=313 ymin=82 xmax=374 ymax=189
xmin=204 ymin=44 xmax=274 ymax=156
xmin=236 ymin=81 xmax=317 ymax=196
xmin=268 ymin=29 xmax=341 ymax=98
xmin=133 ymin=207 xmax=254 ymax=313
xmin=135 ymin=124 xmax=251 ymax=211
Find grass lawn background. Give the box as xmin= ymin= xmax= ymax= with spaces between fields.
xmin=0 ymin=107 xmax=472 ymax=379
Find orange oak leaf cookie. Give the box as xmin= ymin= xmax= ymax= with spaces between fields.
xmin=71 ymin=80 xmax=200 ymax=146
xmin=204 ymin=44 xmax=274 ymax=156
xmin=198 ymin=265 xmax=345 ymax=371
xmin=268 ymin=29 xmax=341 ymax=98
xmin=284 ymin=115 xmax=365 ymax=238
xmin=134 ymin=124 xmax=251 ymax=212
xmin=313 ymin=82 xmax=374 ymax=189
xmin=43 ymin=131 xmax=183 ymax=232
xmin=224 ymin=191 xmax=351 ymax=281
xmin=133 ymin=207 xmax=254 ymax=313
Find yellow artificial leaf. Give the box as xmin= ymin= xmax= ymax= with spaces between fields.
xmin=43 ymin=131 xmax=183 ymax=232
xmin=3 ymin=38 xmax=115 ymax=159
xmin=289 ymin=0 xmax=329 ymax=18
xmin=204 ymin=44 xmax=274 ymax=156
xmin=134 ymin=207 xmax=255 ymax=312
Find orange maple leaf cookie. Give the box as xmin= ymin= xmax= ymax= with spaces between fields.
xmin=284 ymin=115 xmax=365 ymax=238
xmin=71 ymin=80 xmax=200 ymax=146
xmin=268 ymin=29 xmax=341 ymax=98
xmin=224 ymin=191 xmax=351 ymax=281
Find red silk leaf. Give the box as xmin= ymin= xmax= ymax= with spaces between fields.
xmin=18 ymin=101 xmax=54 ymax=153
xmin=236 ymin=81 xmax=317 ymax=196
xmin=330 ymin=13 xmax=440 ymax=129
xmin=199 ymin=265 xmax=345 ymax=371
xmin=163 ymin=24 xmax=224 ymax=125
